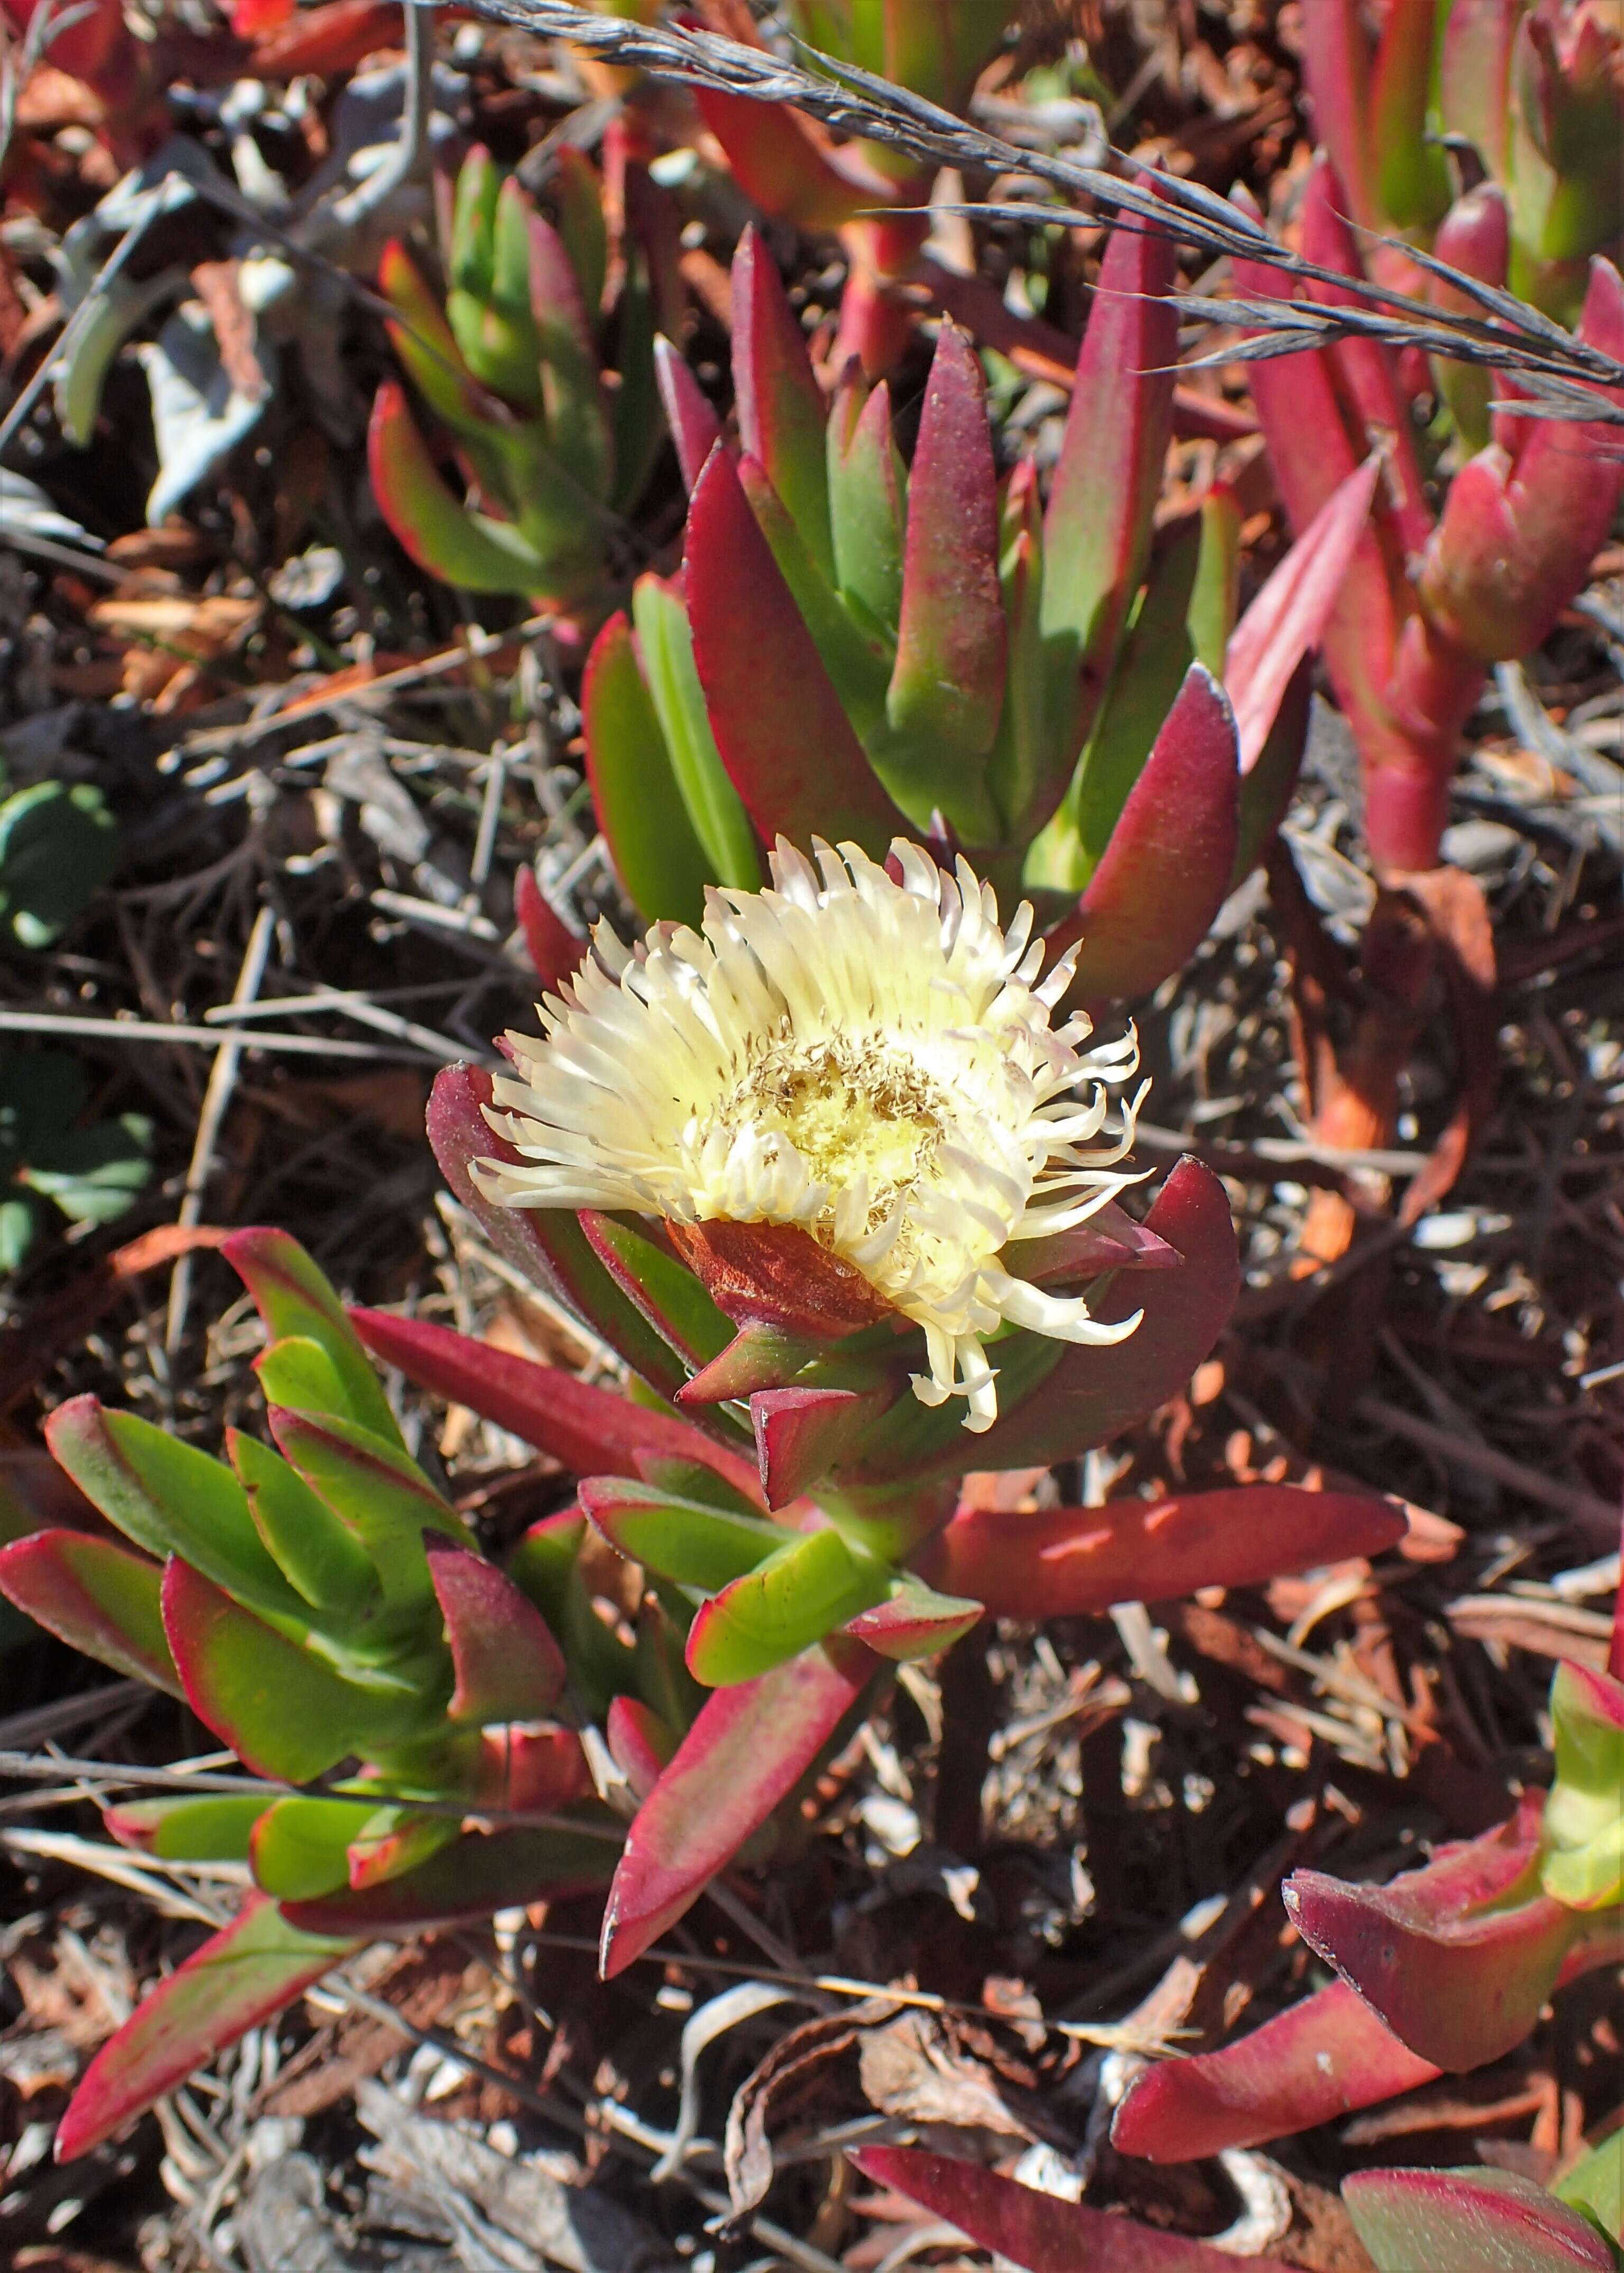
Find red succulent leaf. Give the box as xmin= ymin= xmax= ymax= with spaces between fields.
xmin=730 ymin=225 xmax=834 ymax=576
xmin=1041 ymin=210 xmax=1180 ymax=750
xmin=350 ymin=1303 xmax=760 ymax=1504
xmin=693 ymin=84 xmax=886 ymax=234
xmin=53 ymin=1896 xmax=358 ymax=2163
xmin=1112 ymin=1977 xmax=1441 ymax=2162
xmin=600 ymin=1639 xmax=872 ymax=1976
xmin=849 ymin=2147 xmax=1297 ymax=2272
xmin=606 ymin=1694 xmax=679 ymax=1801
xmin=1115 ymin=1794 xmax=1624 ymax=2160
xmin=467 ymin=1725 xmax=592 ymax=1814
xmin=1011 ymin=1201 xmax=1181 ymax=1285
xmin=424 ymin=1538 xmax=567 ymax=1724
xmin=1283 ymin=1862 xmax=1583 ymax=2072
xmin=1049 ymin=664 xmax=1240 ymax=1004
xmin=677 ymin=1322 xmax=830 ymax=1406
xmin=922 ymin=1486 xmax=1408 ymax=1620
xmin=1295 ymin=0 xmax=1378 ymax=230
xmin=1226 ymin=454 xmax=1382 ymax=773
xmin=887 ymin=322 xmax=1006 ymax=766
xmin=843 ymin=1574 xmax=983 ymax=1660
xmin=684 ymin=442 xmax=910 ymax=859
xmin=513 ymin=866 xmax=586 ymax=994
xmin=1422 ymin=255 xmax=1624 ymax=662
xmin=1299 ymin=159 xmax=1434 ymax=557
xmin=750 ymin=1384 xmax=896 ymax=1509
xmin=654 ymin=333 xmax=723 ymax=492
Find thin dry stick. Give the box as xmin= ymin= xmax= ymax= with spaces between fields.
xmin=1354 ymin=1393 xmax=1621 ymax=1538
xmin=165 ymin=903 xmax=274 ymax=1354
xmin=0 ymin=1011 xmax=430 ymax=1060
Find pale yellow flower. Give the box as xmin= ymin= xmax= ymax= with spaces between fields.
xmin=478 ymin=839 xmax=1147 ymax=1430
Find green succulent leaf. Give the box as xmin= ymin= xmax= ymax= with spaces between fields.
xmin=269 ymin=1406 xmax=474 ymax=1616
xmin=629 ymin=577 xmax=760 ymax=892
xmin=1541 ymin=1661 xmax=1624 ymax=1910
xmin=225 ymin=1229 xmax=405 ymax=1447
xmin=107 ymin=1794 xmax=267 ymax=1863
xmin=583 ymin=1475 xmax=787 ymax=1590
xmin=582 ymin=609 xmax=716 ymax=926
xmin=685 ymin=1526 xmax=887 ymax=1686
xmin=250 ymin=1795 xmax=380 ymax=1901
xmin=46 ymin=1399 xmax=309 ymax=1627
xmin=230 ymin=1429 xmax=379 ymax=1619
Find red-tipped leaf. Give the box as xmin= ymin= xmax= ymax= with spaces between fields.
xmin=606 ymin=1694 xmax=677 ymax=1802
xmin=654 ymin=333 xmax=723 ymax=494
xmin=886 ymin=323 xmax=1006 ymax=777
xmin=923 ymin=1486 xmax=1408 ymax=1619
xmin=280 ymin=1821 xmax=615 ymax=1935
xmin=1050 ymin=664 xmax=1240 ymax=1003
xmin=685 ymin=443 xmax=910 ymax=858
xmin=513 ymin=865 xmax=586 ymax=994
xmin=351 ymin=1305 xmax=759 ymax=1502
xmin=1284 ymin=1863 xmax=1583 ymax=2072
xmin=843 ymin=1573 xmax=983 ymax=1660
xmin=160 ymin=1560 xmax=428 ymax=1779
xmin=730 ymin=227 xmax=834 ymax=577
xmin=1343 ymin=2167 xmax=1616 ymax=2273
xmin=368 ymin=382 xmax=546 ymax=596
xmin=54 ymin=1895 xmax=358 ymax=2163
xmin=1112 ymin=1978 xmax=1442 ymax=2162
xmin=1041 ymin=213 xmax=1180 ymax=745
xmin=600 ymin=1640 xmax=872 ymax=1975
xmin=425 ymin=1538 xmax=566 ymax=1724
xmin=1226 ymin=454 xmax=1382 ymax=772
xmin=750 ymin=1384 xmax=894 ymax=1509
xmin=0 ymin=1529 xmax=182 ymax=1696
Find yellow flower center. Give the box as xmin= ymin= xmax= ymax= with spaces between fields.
xmin=714 ymin=1035 xmax=947 ymax=1234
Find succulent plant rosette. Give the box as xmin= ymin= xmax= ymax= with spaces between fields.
xmin=582 ymin=214 xmax=1384 ymax=993
xmin=1 ymin=831 xmax=1418 ymax=2163
xmin=368 ymin=138 xmax=669 ymax=626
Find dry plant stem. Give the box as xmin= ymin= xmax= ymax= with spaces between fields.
xmin=165 ymin=903 xmax=274 ymax=1356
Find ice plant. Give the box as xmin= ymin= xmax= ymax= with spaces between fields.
xmin=5 ymin=1086 xmax=1405 ymax=2156
xmin=1236 ymin=160 xmax=1624 ymax=872
xmin=0 ymin=1229 xmax=629 ymax=2160
xmin=1111 ymin=1571 xmax=1624 ymax=2166
xmin=480 ymin=838 xmax=1147 ymax=1433
xmin=369 ymin=142 xmax=663 ymax=621
xmin=585 ymin=221 xmax=1376 ymax=994
xmin=1301 ymin=0 xmax=1624 ymax=319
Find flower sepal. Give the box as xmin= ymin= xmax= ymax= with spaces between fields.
xmin=668 ymin=1216 xmax=901 ymax=1337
